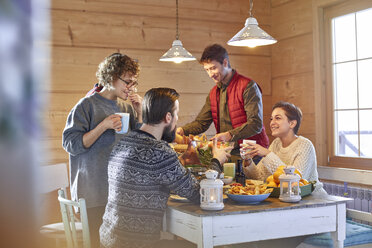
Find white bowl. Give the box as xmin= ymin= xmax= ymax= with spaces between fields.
xmin=221 ymin=176 xmax=233 ymax=185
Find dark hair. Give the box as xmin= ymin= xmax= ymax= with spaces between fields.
xmin=142 ymin=88 xmax=180 ymax=125
xmin=96 ymin=53 xmax=140 ymax=87
xmin=200 ymin=44 xmax=230 ymax=67
xmin=272 ymin=101 xmax=303 ymax=135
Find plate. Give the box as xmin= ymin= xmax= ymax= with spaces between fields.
xmin=169 ymin=194 xmax=190 ymax=202
xmin=226 ymin=193 xmax=271 ymax=204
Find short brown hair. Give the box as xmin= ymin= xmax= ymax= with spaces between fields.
xmin=200 ymin=44 xmax=230 ymax=67
xmin=96 ymin=53 xmax=140 ymax=87
xmin=142 ymin=88 xmax=180 ymax=125
xmin=272 ymin=101 xmax=303 ymax=135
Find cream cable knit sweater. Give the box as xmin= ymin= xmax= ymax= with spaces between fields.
xmin=243 ymin=136 xmax=324 ymax=192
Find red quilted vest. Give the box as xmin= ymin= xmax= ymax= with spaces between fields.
xmin=209 ymin=72 xmax=269 ymax=148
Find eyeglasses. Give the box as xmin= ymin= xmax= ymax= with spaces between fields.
xmin=118 ymin=77 xmax=138 ymax=93
xmin=118 ymin=77 xmax=138 ymax=87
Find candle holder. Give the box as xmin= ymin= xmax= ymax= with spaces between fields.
xmin=279 ymin=166 xmax=301 ymax=203
xmin=200 ymin=170 xmax=224 ymax=210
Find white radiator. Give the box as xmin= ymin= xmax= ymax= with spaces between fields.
xmin=323 ymin=182 xmax=372 ymax=225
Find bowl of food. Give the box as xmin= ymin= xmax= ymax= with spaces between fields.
xmin=221 ymin=176 xmax=233 ymax=185
xmin=192 ymin=140 xmax=234 ymax=166
xmin=226 ymin=184 xmax=273 ymax=204
xmin=226 ymin=192 xmax=271 ymax=204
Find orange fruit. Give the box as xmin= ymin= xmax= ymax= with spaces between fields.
xmin=300 ymin=178 xmax=309 ymax=185
xmin=273 ymin=169 xmax=284 ymax=184
xmin=291 ymin=182 xmax=299 ymax=187
xmin=266 ymin=175 xmax=274 ymax=183
xmin=266 ymin=181 xmax=277 ymax=187
xmin=299 ymin=182 xmax=305 ymax=186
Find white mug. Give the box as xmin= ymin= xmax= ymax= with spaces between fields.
xmin=115 ymin=113 xmax=130 ymax=134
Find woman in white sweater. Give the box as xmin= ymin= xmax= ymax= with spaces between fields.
xmin=240 ymin=101 xmax=324 ymax=193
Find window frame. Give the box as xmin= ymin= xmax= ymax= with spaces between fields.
xmin=313 ymin=0 xmax=372 ymax=170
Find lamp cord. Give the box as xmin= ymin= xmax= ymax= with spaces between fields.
xmin=176 ymin=0 xmax=179 ymax=40
xmin=249 ymin=0 xmax=253 ymax=17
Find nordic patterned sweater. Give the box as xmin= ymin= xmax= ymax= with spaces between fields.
xmin=100 ymin=129 xmax=220 ymax=248
xmin=243 ymin=136 xmax=324 ymax=193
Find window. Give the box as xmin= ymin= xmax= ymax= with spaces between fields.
xmin=318 ymin=0 xmax=372 ymax=169
xmin=331 ymin=8 xmax=372 ymax=158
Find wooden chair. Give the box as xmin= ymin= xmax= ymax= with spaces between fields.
xmin=39 ymin=163 xmax=71 ymax=247
xmin=58 ymin=189 xmax=91 ymax=248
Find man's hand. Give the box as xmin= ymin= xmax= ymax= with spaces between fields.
xmin=212 ymin=139 xmax=232 ymax=165
xmin=211 ymin=131 xmax=232 ymax=142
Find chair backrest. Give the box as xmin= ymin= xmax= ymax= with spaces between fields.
xmin=58 ymin=189 xmax=91 ymax=248
xmin=40 ymin=163 xmax=69 ymax=194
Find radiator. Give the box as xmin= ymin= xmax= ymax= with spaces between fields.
xmin=323 ymin=182 xmax=372 ymax=225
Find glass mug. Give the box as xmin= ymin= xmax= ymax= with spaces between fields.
xmin=240 ymin=139 xmax=256 ymax=160
xmin=223 ymin=162 xmax=236 ymax=179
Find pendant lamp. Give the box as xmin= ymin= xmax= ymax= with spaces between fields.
xmin=227 ymin=0 xmax=277 ymax=48
xmin=159 ymin=0 xmax=196 ymax=63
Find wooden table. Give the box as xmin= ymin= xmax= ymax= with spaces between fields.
xmin=164 ymin=194 xmax=350 ymax=248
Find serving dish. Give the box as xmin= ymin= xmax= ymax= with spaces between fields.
xmin=221 ymin=176 xmax=233 ymax=185
xmin=226 ymin=193 xmax=271 ymax=204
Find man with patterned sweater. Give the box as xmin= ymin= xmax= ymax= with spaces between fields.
xmin=99 ymin=88 xmax=231 ymax=248
xmin=176 ymin=44 xmax=269 ymax=161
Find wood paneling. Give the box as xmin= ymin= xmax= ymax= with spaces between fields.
xmin=271 ymin=33 xmax=313 ymax=78
xmin=52 ymin=0 xmax=272 ymax=25
xmin=271 ymin=0 xmax=312 ymax=41
xmin=271 ymin=0 xmax=316 ymax=154
xmin=50 ymin=5 xmax=272 ymax=56
xmin=48 ymin=0 xmax=273 ymax=166
xmin=271 ymin=72 xmax=315 ymax=113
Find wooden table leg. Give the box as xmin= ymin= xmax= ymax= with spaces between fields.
xmin=331 ymin=203 xmax=346 ymax=248
xmin=197 ymin=217 xmax=213 ymax=248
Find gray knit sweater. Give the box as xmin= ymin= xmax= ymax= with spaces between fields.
xmin=62 ymin=93 xmax=138 ymax=208
xmin=100 ymin=130 xmax=204 ymax=248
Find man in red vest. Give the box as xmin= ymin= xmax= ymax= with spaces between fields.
xmin=176 ymin=44 xmax=269 ymax=160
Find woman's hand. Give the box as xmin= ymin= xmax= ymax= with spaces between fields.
xmin=128 ymin=93 xmax=142 ymax=115
xmin=240 ymin=143 xmax=270 ymax=159
xmin=83 ymin=114 xmax=121 ymax=148
xmin=102 ymin=114 xmax=122 ymax=132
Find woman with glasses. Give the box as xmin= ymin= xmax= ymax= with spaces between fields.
xmin=62 ymin=53 xmax=142 ymax=248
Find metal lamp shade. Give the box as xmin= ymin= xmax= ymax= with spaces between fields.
xmin=159 ymin=40 xmax=196 ymax=63
xmin=227 ymin=17 xmax=277 ymax=48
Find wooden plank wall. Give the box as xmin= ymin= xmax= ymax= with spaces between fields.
xmin=271 ymin=0 xmax=316 ymax=147
xmin=44 ymin=0 xmax=273 ymax=166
